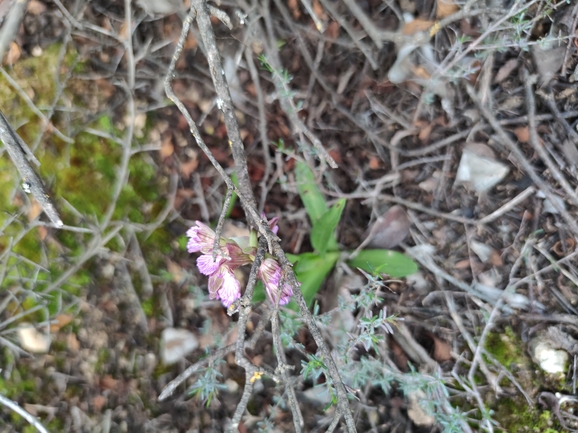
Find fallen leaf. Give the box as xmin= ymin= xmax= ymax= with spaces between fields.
xmin=180 ymin=158 xmax=198 ymax=178
xmin=552 ymin=238 xmax=576 ymax=256
xmin=429 ymin=333 xmax=452 ymax=362
xmin=28 ymin=199 xmax=43 ymax=222
xmin=364 ymin=205 xmax=411 ymax=249
xmin=93 ymin=395 xmax=106 ymax=412
xmin=160 ymin=136 xmax=174 ymax=159
xmin=418 ymin=122 xmax=434 ymax=142
xmin=407 ymin=391 xmax=435 ymax=426
xmin=532 ymin=43 xmax=565 ymax=85
xmin=288 ymin=0 xmax=301 ymax=19
xmin=3 ymin=42 xmax=21 ymax=65
xmin=325 ymin=21 xmax=340 ymax=40
xmin=369 ymin=156 xmax=381 ymax=170
xmin=100 ymin=375 xmax=119 ymax=390
xmin=562 ymin=139 xmax=578 ymax=167
xmin=312 ymin=0 xmax=328 ymax=20
xmin=436 ymin=0 xmax=459 ymax=18
xmin=50 ymin=314 xmax=74 ymax=332
xmin=494 ymin=59 xmax=519 ymax=83
xmin=27 ymin=0 xmax=47 ymax=15
xmin=514 ymin=126 xmax=530 ymax=143
xmin=455 ymin=259 xmax=470 ymax=269
xmin=455 ymin=143 xmax=509 ymax=192
xmin=470 ymin=240 xmax=499 ymax=264
xmin=402 ymin=19 xmax=434 ymax=35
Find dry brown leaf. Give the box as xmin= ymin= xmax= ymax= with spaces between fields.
xmin=160 ymin=136 xmax=174 ymax=159
xmin=365 ymin=205 xmax=410 ymax=249
xmin=50 ymin=314 xmax=74 ymax=332
xmin=436 ymin=0 xmax=459 ymax=18
xmin=494 ymin=59 xmax=519 ymax=83
xmin=288 ymin=0 xmax=301 ymax=19
xmin=28 ymin=199 xmax=43 ymax=222
xmin=180 ymin=158 xmax=198 ymax=178
xmin=412 ymin=65 xmax=431 ymax=80
xmin=184 ymin=32 xmax=197 ymax=50
xmin=67 ymin=333 xmax=80 ymax=352
xmin=100 ymin=375 xmax=119 ymax=390
xmin=27 ymin=0 xmax=47 ymax=14
xmin=489 ymin=249 xmax=503 ymax=266
xmin=455 ymin=259 xmax=470 ymax=269
xmin=402 ymin=19 xmax=434 ymax=35
xmin=418 ymin=123 xmax=434 ymax=142
xmin=514 ymin=126 xmax=530 ymax=143
xmin=93 ymin=395 xmax=106 ymax=412
xmin=326 ymin=21 xmax=340 ymax=39
xmin=3 ymin=42 xmax=21 ymax=65
xmin=369 ymin=156 xmax=381 ymax=170
xmin=430 ymin=333 xmax=452 ymax=362
xmin=312 ymin=0 xmax=328 ymax=20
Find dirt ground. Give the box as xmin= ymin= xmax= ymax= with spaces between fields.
xmin=1 ymin=0 xmax=578 ymax=432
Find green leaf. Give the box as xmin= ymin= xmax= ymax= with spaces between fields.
xmin=311 ymin=198 xmax=346 ymax=256
xmin=252 ymin=280 xmax=267 ymax=304
xmin=347 ymin=249 xmax=418 ymax=277
xmin=280 ymin=252 xmax=340 ymax=309
xmin=295 ymin=161 xmax=328 ymax=223
xmin=293 ymin=252 xmax=339 ymax=307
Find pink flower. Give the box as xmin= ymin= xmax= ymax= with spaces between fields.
xmin=186 ymin=221 xmax=216 ymax=254
xmin=208 ymin=263 xmax=242 ymax=307
xmin=264 ymin=213 xmax=279 ymax=235
xmin=258 ymin=258 xmax=294 ymax=305
xmin=187 ymin=220 xmax=294 ymax=308
xmin=187 ymin=221 xmax=253 ymax=308
xmin=196 ymin=254 xmax=225 ymax=275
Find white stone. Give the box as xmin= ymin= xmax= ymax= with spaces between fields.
xmin=18 ymin=323 xmax=51 ymax=353
xmin=160 ymin=328 xmax=199 ymax=365
xmin=530 ymin=339 xmax=568 ymax=374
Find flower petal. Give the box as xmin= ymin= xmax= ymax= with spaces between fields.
xmin=186 ymin=221 xmax=216 ymax=253
xmin=259 ymin=258 xmax=294 ymax=305
xmin=217 ymin=268 xmax=242 ymax=307
xmin=207 ymin=264 xmax=242 ymax=307
xmin=197 ymin=254 xmax=224 ymax=276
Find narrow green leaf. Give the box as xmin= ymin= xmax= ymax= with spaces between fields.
xmin=295 ymin=161 xmax=328 ymax=222
xmin=347 ymin=249 xmax=418 ymax=277
xmin=311 ymin=198 xmax=346 ymax=256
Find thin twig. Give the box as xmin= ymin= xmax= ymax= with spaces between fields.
xmin=0 ymin=110 xmax=63 ymax=227
xmin=523 ymin=69 xmax=578 ymax=206
xmin=0 ymin=394 xmax=49 ymax=433
xmin=317 ymin=0 xmax=378 ymax=69
xmin=477 ymin=186 xmax=536 ymax=224
xmin=466 ymin=84 xmax=578 ymax=236
xmin=0 ymin=0 xmax=29 ymax=62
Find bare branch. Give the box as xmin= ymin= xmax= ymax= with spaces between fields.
xmin=0 ymin=110 xmax=63 ymax=227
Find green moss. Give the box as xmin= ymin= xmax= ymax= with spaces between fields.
xmin=484 ymin=326 xmax=528 ymax=369
xmin=141 ymin=296 xmax=154 ymax=317
xmin=494 ymin=398 xmax=559 ymax=432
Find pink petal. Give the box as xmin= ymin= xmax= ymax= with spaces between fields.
xmin=216 ymin=267 xmax=242 ymax=307
xmin=197 ymin=254 xmax=224 ymax=276
xmin=186 ymin=221 xmax=216 ymax=253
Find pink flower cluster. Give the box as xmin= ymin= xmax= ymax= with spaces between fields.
xmin=186 ymin=220 xmax=293 ymax=307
